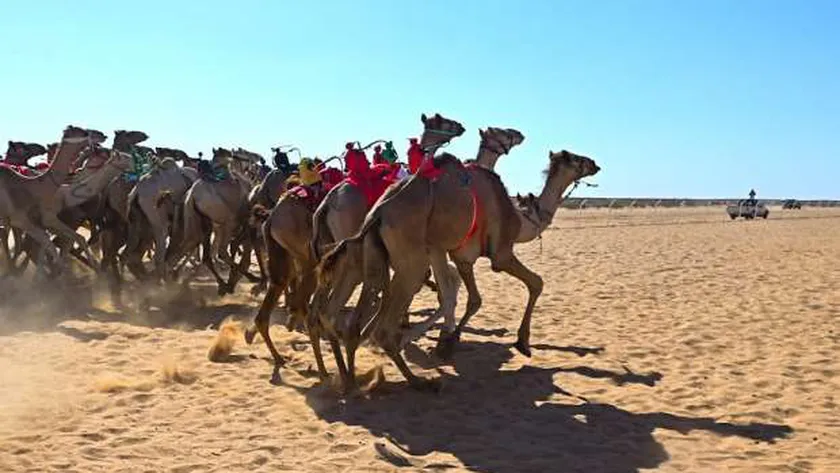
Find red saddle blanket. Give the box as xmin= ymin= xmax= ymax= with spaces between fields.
xmin=288 ymin=184 xmax=329 ymax=210
xmin=0 ymin=162 xmax=38 ymax=177
xmin=344 ymin=163 xmax=401 ymax=208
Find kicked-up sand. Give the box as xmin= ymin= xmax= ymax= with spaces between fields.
xmin=0 ymin=206 xmax=838 ymax=472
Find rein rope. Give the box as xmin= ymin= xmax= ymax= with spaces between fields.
xmin=522 ymin=179 xmax=599 ymax=254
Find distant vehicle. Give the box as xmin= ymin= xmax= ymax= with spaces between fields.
xmin=782 ymin=199 xmax=802 ymax=209
xmin=726 ymin=200 xmax=769 ymax=220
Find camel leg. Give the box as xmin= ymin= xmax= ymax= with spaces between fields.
xmin=14 ymin=221 xmax=62 ymax=280
xmin=42 ymin=216 xmax=99 ymax=272
xmin=139 ymin=199 xmax=170 ymax=282
xmin=428 ymin=260 xmax=484 ymax=355
xmin=357 ymin=226 xmax=437 ymax=390
xmin=247 ymin=283 xmax=287 ymax=367
xmin=422 ymin=267 xmax=438 ymax=292
xmin=211 ymin=222 xmax=237 ymax=294
xmin=373 ymin=266 xmax=440 ymax=391
xmin=244 ymin=231 xmax=292 ymax=368
xmin=10 ymin=228 xmax=26 ymax=262
xmin=101 ymin=226 xmax=124 ymax=307
xmin=0 ymin=226 xmax=9 ymax=272
xmin=400 ymin=253 xmax=460 ymax=351
xmin=444 ymin=261 xmax=483 ymax=346
xmin=250 ymin=235 xmax=269 ymax=296
xmin=200 ymin=229 xmax=229 ymax=293
xmin=492 ymin=254 xmax=544 ymax=357
xmin=342 ymin=277 xmax=378 ymax=393
xmin=293 ymin=271 xmax=345 ymax=381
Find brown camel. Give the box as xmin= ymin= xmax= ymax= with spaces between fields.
xmin=318 ymin=149 xmax=600 ymax=391
xmin=245 ymin=113 xmax=466 ymax=380
xmin=123 ymin=147 xmax=198 ymax=282
xmin=166 ymin=147 xmax=255 ymax=294
xmin=1 ymin=142 xmax=50 ymax=269
xmin=97 ymin=130 xmax=151 ymax=304
xmin=0 ymin=126 xmax=102 ymax=273
xmin=9 ymin=145 xmax=139 ymax=274
xmin=244 ymin=165 xmax=294 ymax=294
xmin=306 ymin=124 xmax=523 ymax=382
xmin=311 ymin=113 xmax=467 ymax=261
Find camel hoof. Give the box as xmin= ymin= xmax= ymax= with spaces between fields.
xmin=433 ymin=331 xmax=459 ymax=360
xmin=244 ymin=326 xmax=258 ymax=344
xmin=270 ymin=366 xmax=283 ymax=385
xmin=513 ymin=339 xmax=532 ymax=358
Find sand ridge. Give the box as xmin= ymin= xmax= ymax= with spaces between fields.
xmin=0 ymin=206 xmax=838 ymax=472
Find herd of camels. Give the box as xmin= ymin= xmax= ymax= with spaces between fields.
xmin=0 ymin=113 xmax=601 ymax=393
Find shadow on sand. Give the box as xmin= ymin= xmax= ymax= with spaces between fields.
xmin=305 ymin=341 xmax=792 ymax=473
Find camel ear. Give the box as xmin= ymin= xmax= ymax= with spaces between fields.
xmin=548 ymin=150 xmax=554 ymax=156
xmin=479 ymin=129 xmax=485 ymax=138
xmin=421 ymin=113 xmax=428 ymax=124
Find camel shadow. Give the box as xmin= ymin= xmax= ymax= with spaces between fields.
xmin=306 ymin=341 xmax=792 ymax=473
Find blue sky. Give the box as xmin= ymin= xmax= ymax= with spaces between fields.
xmin=2 ymin=0 xmax=838 ymax=198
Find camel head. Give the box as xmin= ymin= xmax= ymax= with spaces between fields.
xmin=63 ymin=125 xmax=98 ymax=143
xmin=85 ymin=128 xmax=107 ymax=145
xmin=155 ymin=147 xmax=190 ymax=162
xmin=212 ymin=147 xmax=234 ymax=165
xmin=112 ymin=130 xmax=149 ymax=151
xmin=420 ymin=113 xmax=466 ymax=151
xmin=80 ymin=145 xmax=113 ymax=170
xmin=4 ymin=141 xmax=47 ymax=163
xmin=545 ymin=150 xmax=601 ymax=191
xmin=479 ymin=127 xmax=526 ymax=156
xmin=46 ymin=142 xmax=59 ymax=161
xmin=232 ymin=147 xmax=263 ymax=163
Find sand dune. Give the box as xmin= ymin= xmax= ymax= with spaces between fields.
xmin=1 ymin=206 xmax=838 ymax=472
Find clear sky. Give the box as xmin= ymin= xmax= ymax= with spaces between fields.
xmin=2 ymin=0 xmax=838 ymax=198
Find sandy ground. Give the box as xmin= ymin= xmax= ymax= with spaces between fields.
xmin=0 ymin=206 xmax=838 ymax=473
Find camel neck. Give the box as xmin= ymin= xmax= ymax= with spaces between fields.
xmin=63 ymin=155 xmax=129 ymax=207
xmin=419 ymin=129 xmax=455 ymax=153
xmin=536 ymin=171 xmax=578 ymax=229
xmin=29 ymin=136 xmax=88 ymax=185
xmin=474 ymin=143 xmax=503 ymax=170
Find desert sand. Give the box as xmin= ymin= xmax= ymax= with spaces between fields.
xmin=1 ymin=206 xmax=838 ymax=473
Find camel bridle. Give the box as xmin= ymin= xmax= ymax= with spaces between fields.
xmin=480 ymin=131 xmax=518 ymax=156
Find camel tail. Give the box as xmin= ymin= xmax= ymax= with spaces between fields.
xmin=166 ymin=200 xmax=185 ymax=261
xmin=125 ymin=186 xmax=139 ymax=221
xmin=123 ymin=194 xmax=147 ymax=254
xmin=262 ymin=218 xmax=290 ymax=287
xmin=249 ymin=204 xmax=271 ymax=227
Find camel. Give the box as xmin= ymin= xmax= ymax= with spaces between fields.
xmin=1 ymin=141 xmax=52 ymax=265
xmin=9 ymin=145 xmax=138 ymax=274
xmin=166 ymin=147 xmax=255 ymax=294
xmin=96 ymin=131 xmax=151 ymax=304
xmin=244 ymin=163 xmax=294 ymax=294
xmin=0 ymin=126 xmax=102 ymax=273
xmin=311 ymin=113 xmax=468 ymax=261
xmin=305 ymin=125 xmax=522 ymax=381
xmin=244 ymin=113 xmax=466 ymax=379
xmin=317 ymin=149 xmax=600 ymax=392
xmin=123 ymin=146 xmax=198 ymax=282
